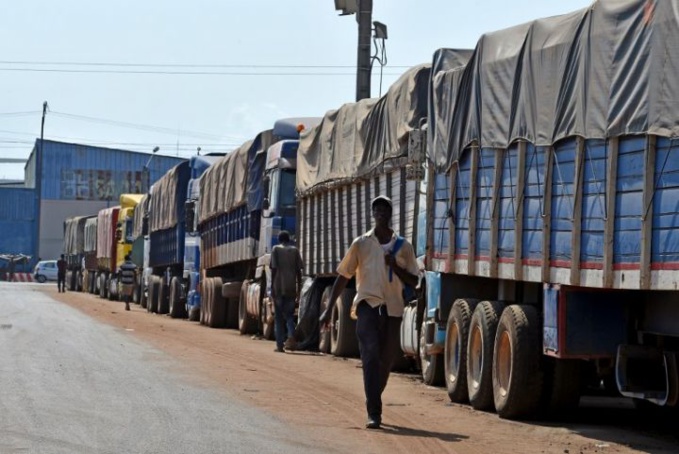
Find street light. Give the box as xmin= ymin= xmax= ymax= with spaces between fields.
xmin=142 ymin=146 xmax=159 ymax=192
xmin=334 ymin=0 xmax=358 ymax=15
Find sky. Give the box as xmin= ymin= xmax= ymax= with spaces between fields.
xmin=1 ymin=0 xmax=593 ymax=180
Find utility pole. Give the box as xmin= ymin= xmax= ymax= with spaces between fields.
xmin=34 ymin=101 xmax=47 ymax=262
xmin=355 ymin=0 xmax=373 ymax=101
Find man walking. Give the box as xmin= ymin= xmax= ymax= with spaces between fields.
xmin=119 ymin=254 xmax=137 ymax=311
xmin=56 ymin=254 xmax=67 ymax=293
xmin=270 ymin=230 xmax=303 ymax=353
xmin=320 ymin=196 xmax=419 ymax=429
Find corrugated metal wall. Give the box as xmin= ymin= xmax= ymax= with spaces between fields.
xmin=0 ymin=188 xmax=36 ymax=258
xmin=35 ymin=140 xmax=186 ymax=201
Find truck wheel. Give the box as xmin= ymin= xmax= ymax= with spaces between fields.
xmin=467 ymin=300 xmax=505 ymax=411
xmin=99 ymin=274 xmax=107 ymax=298
xmin=209 ymin=277 xmax=226 ymax=328
xmin=69 ymin=271 xmax=77 ymax=291
xmin=445 ymin=298 xmax=479 ymax=402
xmin=148 ymin=276 xmax=160 ymax=313
xmin=157 ymin=278 xmax=169 ymax=314
xmin=318 ymin=287 xmax=332 ymax=354
xmin=199 ymin=279 xmax=207 ymax=325
xmin=493 ymin=304 xmax=544 ymax=419
xmin=542 ymin=358 xmax=582 ymax=414
xmin=107 ymin=278 xmax=117 ymax=301
xmin=419 ymin=318 xmax=444 ymax=386
xmin=222 ymin=281 xmax=241 ymax=329
xmin=238 ymin=281 xmax=257 ymax=334
xmin=331 ymin=288 xmax=359 ymax=357
xmin=76 ymin=271 xmax=83 ymax=292
xmin=169 ymin=277 xmax=185 ymax=318
xmin=261 ymin=294 xmax=275 ymax=340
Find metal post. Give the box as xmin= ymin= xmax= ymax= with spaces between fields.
xmin=35 ymin=101 xmax=47 ymax=262
xmin=355 ymin=0 xmax=373 ymax=101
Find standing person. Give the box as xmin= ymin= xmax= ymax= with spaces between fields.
xmin=119 ymin=254 xmax=137 ymax=311
xmin=56 ymin=254 xmax=67 ymax=293
xmin=270 ymin=230 xmax=304 ymax=353
xmin=320 ymin=196 xmax=419 ymax=429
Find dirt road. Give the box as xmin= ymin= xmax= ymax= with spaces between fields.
xmin=46 ymin=286 xmax=678 ymax=454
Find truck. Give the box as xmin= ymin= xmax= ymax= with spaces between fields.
xmin=82 ymin=217 xmax=98 ymax=294
xmin=145 ymin=156 xmax=217 ymax=319
xmin=130 ymin=193 xmax=149 ymax=306
xmin=63 ymin=215 xmax=96 ymax=291
xmin=105 ymin=194 xmax=144 ymax=299
xmin=197 ymin=118 xmax=318 ymax=334
xmin=295 ymin=65 xmax=430 ymax=357
xmin=406 ymin=0 xmax=679 ymax=419
xmin=95 ymin=206 xmax=120 ymax=299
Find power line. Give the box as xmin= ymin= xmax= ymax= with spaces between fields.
xmin=0 ymin=111 xmax=41 ymax=117
xmin=0 ymin=60 xmax=414 ymax=69
xmin=0 ymin=68 xmax=403 ymax=76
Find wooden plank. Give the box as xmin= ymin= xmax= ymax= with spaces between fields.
xmin=425 ymin=164 xmax=436 ymax=268
xmin=489 ymin=149 xmax=503 ymax=278
xmin=514 ymin=142 xmax=526 ymax=281
xmin=338 ymin=187 xmax=345 ymax=260
xmin=330 ymin=189 xmax=337 ymax=272
xmin=467 ymin=146 xmax=479 ymax=276
xmin=603 ymin=137 xmax=619 ymax=288
xmin=570 ymin=137 xmax=585 ymax=286
xmin=365 ymin=179 xmax=372 ymax=233
xmin=448 ymin=163 xmax=458 ymax=272
xmin=356 ymin=183 xmax=363 ymax=237
xmin=542 ymin=147 xmax=554 ymax=283
xmin=640 ymin=135 xmax=657 ymax=290
xmin=400 ymin=168 xmax=407 ymax=236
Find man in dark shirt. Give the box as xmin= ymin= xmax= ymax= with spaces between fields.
xmin=56 ymin=254 xmax=67 ymax=293
xmin=270 ymin=231 xmax=304 ymax=353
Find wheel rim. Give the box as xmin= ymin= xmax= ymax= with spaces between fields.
xmin=496 ymin=330 xmax=512 ymax=398
xmin=469 ymin=325 xmax=483 ymax=390
xmin=445 ymin=322 xmax=460 ymax=385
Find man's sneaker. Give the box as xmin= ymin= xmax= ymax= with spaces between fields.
xmin=274 ymin=346 xmax=284 ymax=353
xmin=284 ymin=337 xmax=297 ymax=351
xmin=365 ymin=416 xmax=381 ymax=429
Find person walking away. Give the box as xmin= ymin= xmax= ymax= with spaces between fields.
xmin=119 ymin=254 xmax=137 ymax=311
xmin=320 ymin=196 xmax=419 ymax=429
xmin=56 ymin=254 xmax=67 ymax=293
xmin=270 ymin=230 xmax=304 ymax=353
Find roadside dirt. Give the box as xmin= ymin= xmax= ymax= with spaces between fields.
xmin=46 ymin=287 xmax=678 ymax=454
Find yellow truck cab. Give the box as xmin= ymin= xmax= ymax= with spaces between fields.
xmin=111 ymin=194 xmax=144 ymax=298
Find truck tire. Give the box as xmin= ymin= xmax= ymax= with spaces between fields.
xmin=467 ymin=300 xmax=505 ymax=411
xmin=238 ymin=281 xmax=257 ymax=335
xmin=76 ymin=271 xmax=83 ymax=292
xmin=108 ymin=278 xmax=117 ymax=301
xmin=445 ymin=298 xmax=479 ymax=402
xmin=148 ymin=276 xmax=160 ymax=313
xmin=169 ymin=277 xmax=185 ymax=319
xmin=261 ymin=293 xmax=275 ymax=340
xmin=222 ymin=281 xmax=241 ymax=329
xmin=99 ymin=274 xmax=107 ymax=299
xmin=69 ymin=271 xmax=77 ymax=291
xmin=199 ymin=278 xmax=208 ymax=325
xmin=542 ymin=358 xmax=582 ymax=414
xmin=331 ymin=288 xmax=359 ymax=357
xmin=209 ymin=277 xmax=226 ymax=328
xmin=157 ymin=278 xmax=169 ymax=314
xmin=420 ymin=318 xmax=444 ymax=386
xmin=493 ymin=304 xmax=544 ymax=419
xmin=318 ymin=287 xmax=332 ymax=354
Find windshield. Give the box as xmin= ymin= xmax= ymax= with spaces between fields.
xmin=278 ymin=169 xmax=296 ymax=210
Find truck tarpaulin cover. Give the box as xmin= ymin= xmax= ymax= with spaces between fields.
xmin=431 ymin=0 xmax=679 ymax=171
xmin=297 ymin=64 xmax=431 ymax=195
xmin=96 ymin=207 xmax=118 ymax=260
xmin=84 ymin=218 xmax=97 ymax=253
xmin=132 ymin=194 xmax=149 ymax=240
xmin=198 ymin=130 xmax=273 ymax=224
xmin=149 ymin=161 xmax=190 ymax=233
xmin=63 ymin=216 xmax=93 ymax=255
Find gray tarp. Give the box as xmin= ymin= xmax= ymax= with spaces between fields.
xmin=149 ymin=161 xmax=190 ymax=233
xmin=63 ymin=216 xmax=93 ymax=255
xmin=297 ymin=64 xmax=431 ymax=195
xmin=432 ymin=0 xmax=679 ymax=170
xmin=132 ymin=194 xmax=149 ymax=240
xmin=198 ymin=130 xmax=273 ymax=224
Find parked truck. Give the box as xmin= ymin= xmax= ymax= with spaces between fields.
xmin=404 ymin=0 xmax=679 ymax=420
xmin=105 ymin=194 xmax=144 ymax=299
xmin=83 ymin=217 xmax=98 ymax=293
xmin=197 ymin=118 xmax=318 ymax=334
xmin=295 ymin=65 xmax=430 ymax=356
xmin=95 ymin=206 xmax=119 ymax=299
xmin=63 ymin=215 xmax=96 ymax=291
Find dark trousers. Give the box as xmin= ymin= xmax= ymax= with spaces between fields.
xmin=57 ymin=273 xmax=66 ymax=292
xmin=274 ymin=296 xmax=296 ymax=349
xmin=356 ymin=301 xmax=402 ymax=419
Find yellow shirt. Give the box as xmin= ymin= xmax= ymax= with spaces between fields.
xmin=337 ymin=229 xmax=420 ymax=319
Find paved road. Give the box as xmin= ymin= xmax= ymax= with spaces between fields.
xmin=0 ymin=283 xmax=319 ymax=454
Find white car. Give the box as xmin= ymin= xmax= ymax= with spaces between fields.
xmin=34 ymin=260 xmax=59 ymax=283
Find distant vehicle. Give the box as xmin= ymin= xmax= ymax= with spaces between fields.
xmin=34 ymin=260 xmax=58 ymax=283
